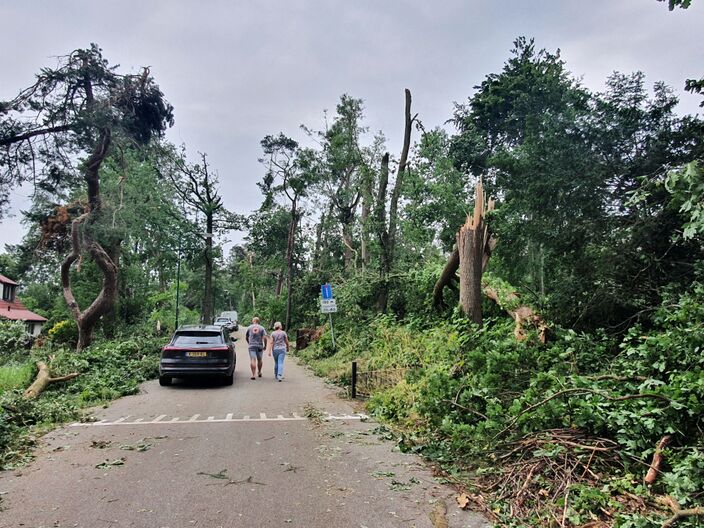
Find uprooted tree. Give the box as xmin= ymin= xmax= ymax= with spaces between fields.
xmin=0 ymin=44 xmax=173 ymax=350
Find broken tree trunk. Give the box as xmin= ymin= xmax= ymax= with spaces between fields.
xmin=483 ymin=287 xmax=548 ymax=343
xmin=457 ymin=179 xmax=494 ymax=325
xmin=23 ymin=361 xmax=79 ymax=399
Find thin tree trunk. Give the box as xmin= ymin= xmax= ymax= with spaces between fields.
xmin=387 ymin=88 xmax=413 ymax=262
xmin=375 ymin=153 xmax=390 ymax=311
xmin=248 ymin=252 xmax=256 ymax=310
xmin=202 ymin=212 xmax=214 ymax=323
xmin=285 ymin=197 xmax=298 ymax=331
xmin=274 ymin=271 xmax=284 ymax=296
xmin=342 ymin=221 xmax=354 ymax=270
xmin=360 ymin=172 xmax=372 ymax=270
xmin=376 ymin=88 xmax=415 ymax=312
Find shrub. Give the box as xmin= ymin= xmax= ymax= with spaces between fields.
xmin=47 ymin=320 xmax=78 ymax=346
xmin=0 ymin=320 xmax=29 ymax=358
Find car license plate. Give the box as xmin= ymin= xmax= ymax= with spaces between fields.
xmin=186 ymin=351 xmax=207 ymax=357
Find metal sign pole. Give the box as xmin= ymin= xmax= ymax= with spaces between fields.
xmin=329 ymin=312 xmax=336 ymax=351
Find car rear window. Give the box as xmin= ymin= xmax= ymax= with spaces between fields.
xmin=172 ymin=332 xmax=223 ymax=345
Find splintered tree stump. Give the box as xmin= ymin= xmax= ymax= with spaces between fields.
xmin=457 ymin=180 xmax=494 ymax=325
xmin=23 ymin=361 xmax=79 ymax=399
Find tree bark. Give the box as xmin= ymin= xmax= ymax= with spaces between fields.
xmin=433 ymin=246 xmax=460 ymax=309
xmin=202 ymin=212 xmax=214 ymax=323
xmin=360 ymin=168 xmax=373 ymax=270
xmin=375 ymin=153 xmax=391 ymax=311
xmin=376 ymin=88 xmax=415 ymax=312
xmin=285 ymin=197 xmax=298 ymax=331
xmin=23 ymin=361 xmax=79 ymax=399
xmin=61 ymin=129 xmax=118 ymax=351
xmin=458 ymin=180 xmax=487 ymax=325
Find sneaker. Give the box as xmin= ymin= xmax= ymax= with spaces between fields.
xmin=250 ymin=376 xmax=255 ymax=380
xmin=258 ymin=372 xmax=262 ymax=378
xmin=278 ymin=379 xmax=282 ymax=382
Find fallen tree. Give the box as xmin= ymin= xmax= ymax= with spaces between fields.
xmin=23 ymin=361 xmax=79 ymax=399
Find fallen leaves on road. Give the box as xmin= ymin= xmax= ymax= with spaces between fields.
xmin=456 ymin=492 xmax=472 ymax=509
xmin=389 ymin=477 xmax=421 ymax=491
xmin=120 ymin=441 xmax=152 ymax=452
xmin=303 ymin=402 xmax=324 ymax=425
xmin=371 ymin=470 xmax=395 ymax=479
xmin=90 ymin=440 xmax=111 ymax=449
xmin=95 ymin=458 xmax=125 ymax=469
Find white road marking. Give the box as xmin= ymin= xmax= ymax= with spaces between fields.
xmin=68 ymin=413 xmax=370 ymax=427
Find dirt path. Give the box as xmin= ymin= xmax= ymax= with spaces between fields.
xmin=0 ymin=330 xmax=490 ymax=528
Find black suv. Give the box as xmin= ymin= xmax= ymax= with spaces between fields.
xmin=159 ymin=325 xmax=236 ymax=386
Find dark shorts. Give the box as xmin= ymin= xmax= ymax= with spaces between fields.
xmin=248 ymin=347 xmax=263 ymax=360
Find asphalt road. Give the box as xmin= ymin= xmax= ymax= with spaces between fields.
xmin=0 ymin=329 xmax=490 ymax=528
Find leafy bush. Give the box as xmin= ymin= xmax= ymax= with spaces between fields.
xmin=47 ymin=319 xmax=78 ymax=346
xmin=0 ymin=320 xmax=29 ymax=357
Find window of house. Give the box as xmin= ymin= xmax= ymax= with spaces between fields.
xmin=2 ymin=285 xmax=16 ymax=302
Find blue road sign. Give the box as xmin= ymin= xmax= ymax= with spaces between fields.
xmin=321 ymin=283 xmax=333 ymax=300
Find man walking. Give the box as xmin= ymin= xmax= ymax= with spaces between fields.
xmin=245 ymin=316 xmax=267 ymax=380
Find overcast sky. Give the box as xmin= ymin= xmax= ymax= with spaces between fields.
xmin=1 ymin=0 xmax=703 ymax=252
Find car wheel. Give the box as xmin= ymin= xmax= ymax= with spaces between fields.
xmin=159 ymin=375 xmax=172 ymax=386
xmin=223 ymin=372 xmax=234 ymax=386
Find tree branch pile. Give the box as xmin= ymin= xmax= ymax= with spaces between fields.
xmin=468 ymin=429 xmax=628 ymax=525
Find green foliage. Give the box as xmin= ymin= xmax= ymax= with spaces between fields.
xmin=0 ymin=336 xmax=162 ymax=469
xmin=300 ymin=280 xmax=704 ymax=525
xmin=0 ymin=320 xmax=29 ymax=356
xmin=664 ymin=161 xmax=704 ymax=239
xmin=47 ymin=320 xmax=78 ymax=346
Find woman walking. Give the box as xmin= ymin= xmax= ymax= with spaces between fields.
xmin=268 ymin=322 xmax=289 ymax=382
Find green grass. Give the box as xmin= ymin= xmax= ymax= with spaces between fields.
xmin=0 ymin=362 xmax=35 ymax=393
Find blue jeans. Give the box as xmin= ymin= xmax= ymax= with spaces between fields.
xmin=273 ymin=349 xmax=286 ymax=379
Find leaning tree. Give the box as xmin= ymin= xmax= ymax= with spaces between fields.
xmin=0 ymin=44 xmax=173 ymax=350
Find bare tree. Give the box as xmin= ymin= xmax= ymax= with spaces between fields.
xmin=375 ymin=89 xmax=417 ymax=311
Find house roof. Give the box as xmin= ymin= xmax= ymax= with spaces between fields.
xmin=0 ymin=274 xmax=19 ymax=286
xmin=0 ymin=300 xmax=48 ymax=322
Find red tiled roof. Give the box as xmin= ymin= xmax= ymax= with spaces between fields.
xmin=0 ymin=274 xmax=18 ymax=286
xmin=0 ymin=300 xmax=47 ymax=322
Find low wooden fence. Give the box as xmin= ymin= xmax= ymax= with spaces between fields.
xmin=351 ymin=361 xmax=408 ymax=399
